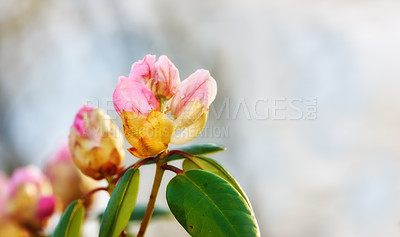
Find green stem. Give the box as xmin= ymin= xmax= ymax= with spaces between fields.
xmin=137 ymin=159 xmax=165 ymax=237
xmin=159 ymin=97 xmax=165 ymax=112
xmin=106 ymin=176 xmax=116 ymax=195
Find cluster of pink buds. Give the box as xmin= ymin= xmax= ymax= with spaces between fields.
xmin=113 ymin=55 xmax=217 ymax=158
xmin=0 ymin=54 xmax=222 ymax=237
xmin=0 ymin=142 xmax=100 ymax=236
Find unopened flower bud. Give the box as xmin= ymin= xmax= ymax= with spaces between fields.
xmin=45 ymin=143 xmax=96 ymax=209
xmin=114 ymin=56 xmax=219 ymax=156
xmin=69 ymin=106 xmax=125 ymax=180
xmin=4 ymin=165 xmax=57 ymax=230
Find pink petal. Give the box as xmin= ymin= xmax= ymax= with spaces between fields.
xmin=128 ymin=55 xmax=156 ymax=84
xmin=154 ymin=55 xmax=180 ymax=99
xmin=73 ymin=105 xmax=94 ymax=136
xmin=170 ymin=69 xmax=217 ymax=118
xmin=113 ymin=76 xmax=159 ymax=115
xmin=7 ymin=165 xmax=46 ymax=197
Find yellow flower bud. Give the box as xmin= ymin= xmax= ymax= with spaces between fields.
xmin=69 ymin=106 xmax=125 ymax=180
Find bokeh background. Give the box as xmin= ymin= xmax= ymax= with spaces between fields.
xmin=1 ymin=0 xmax=400 ymax=236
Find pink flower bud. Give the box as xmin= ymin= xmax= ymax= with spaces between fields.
xmin=44 ymin=143 xmax=96 ymax=209
xmin=69 ymin=106 xmax=125 ymax=180
xmin=169 ymin=69 xmax=217 ymax=119
xmin=128 ymin=55 xmax=180 ymax=100
xmin=113 ymin=75 xmax=175 ymax=158
xmin=113 ymin=77 xmax=159 ymax=116
xmin=4 ymin=165 xmax=56 ymax=230
xmin=114 ymin=56 xmax=218 ymax=156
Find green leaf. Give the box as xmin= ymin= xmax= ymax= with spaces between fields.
xmin=180 ymin=143 xmax=226 ymax=156
xmin=99 ymin=169 xmax=140 ymax=237
xmin=168 ymin=143 xmax=227 ymax=162
xmin=166 ymin=170 xmax=260 ymax=237
xmin=97 ymin=205 xmax=170 ymax=222
xmin=128 ymin=205 xmax=170 ymax=221
xmin=182 ymin=156 xmax=251 ymax=208
xmin=53 ymin=200 xmax=85 ymax=237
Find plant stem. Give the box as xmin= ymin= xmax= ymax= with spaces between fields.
xmin=80 ymin=187 xmax=109 ymax=200
xmin=106 ymin=176 xmax=116 ymax=195
xmin=114 ymin=157 xmax=157 ymax=184
xmin=137 ymin=159 xmax=165 ymax=237
xmin=167 ymin=149 xmax=194 ymax=158
xmin=161 ymin=164 xmax=184 ymax=174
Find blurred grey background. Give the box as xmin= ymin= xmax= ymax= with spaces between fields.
xmin=1 ymin=0 xmax=400 ymax=236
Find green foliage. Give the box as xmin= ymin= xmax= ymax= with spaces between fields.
xmin=179 ymin=143 xmax=226 ymax=156
xmin=166 ymin=170 xmax=260 ymax=237
xmin=97 ymin=205 xmax=170 ymax=222
xmin=53 ymin=200 xmax=85 ymax=237
xmin=128 ymin=204 xmax=170 ymax=221
xmin=99 ymin=169 xmax=140 ymax=237
xmin=183 ymin=156 xmax=251 ymax=208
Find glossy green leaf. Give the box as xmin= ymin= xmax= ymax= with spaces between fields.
xmin=53 ymin=200 xmax=85 ymax=237
xmin=166 ymin=170 xmax=260 ymax=237
xmin=182 ymin=156 xmax=251 ymax=208
xmin=99 ymin=169 xmax=140 ymax=237
xmin=180 ymin=143 xmax=226 ymax=156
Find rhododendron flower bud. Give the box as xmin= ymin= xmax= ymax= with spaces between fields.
xmin=45 ymin=143 xmax=96 ymax=209
xmin=4 ymin=165 xmax=57 ymax=230
xmin=168 ymin=69 xmax=217 ymax=144
xmin=114 ymin=55 xmax=218 ymax=158
xmin=114 ymin=77 xmax=174 ymax=158
xmin=129 ymin=55 xmax=180 ymax=100
xmin=69 ymin=106 xmax=125 ymax=180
